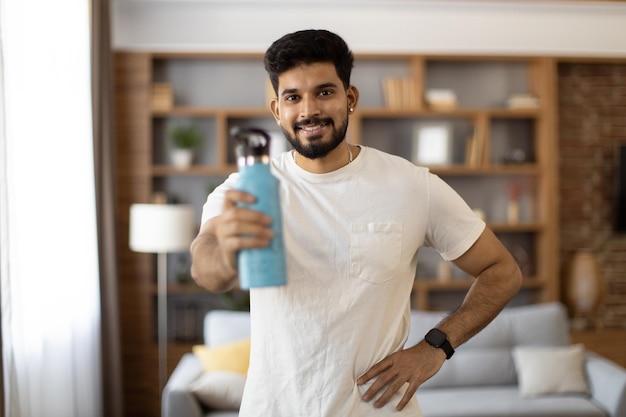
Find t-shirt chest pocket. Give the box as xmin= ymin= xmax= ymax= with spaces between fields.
xmin=349 ymin=222 xmax=403 ymax=284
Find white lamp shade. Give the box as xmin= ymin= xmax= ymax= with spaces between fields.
xmin=129 ymin=204 xmax=195 ymax=253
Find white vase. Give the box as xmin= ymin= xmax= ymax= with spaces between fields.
xmin=566 ymin=249 xmax=605 ymax=330
xmin=171 ymin=149 xmax=193 ymax=169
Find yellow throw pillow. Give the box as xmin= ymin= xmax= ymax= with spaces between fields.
xmin=193 ymin=338 xmax=251 ymax=375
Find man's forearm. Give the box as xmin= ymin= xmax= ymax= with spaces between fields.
xmin=190 ymin=233 xmax=238 ymax=293
xmin=438 ymin=259 xmax=522 ymax=349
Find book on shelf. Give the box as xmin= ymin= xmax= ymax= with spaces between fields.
xmin=465 ymin=125 xmax=485 ymax=168
xmin=382 ymin=77 xmax=418 ymax=109
xmin=506 ymin=93 xmax=540 ymax=110
xmin=425 ymin=89 xmax=458 ymax=111
xmin=151 ymin=83 xmax=173 ymax=111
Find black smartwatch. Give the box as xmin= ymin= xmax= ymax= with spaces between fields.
xmin=425 ymin=328 xmax=455 ymax=359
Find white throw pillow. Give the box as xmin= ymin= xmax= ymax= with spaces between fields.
xmin=512 ymin=344 xmax=590 ymax=397
xmin=190 ymin=371 xmax=246 ymax=410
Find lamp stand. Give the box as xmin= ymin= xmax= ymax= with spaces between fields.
xmin=157 ymin=252 xmax=168 ymax=392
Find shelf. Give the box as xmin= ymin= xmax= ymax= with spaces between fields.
xmin=148 ymin=282 xmax=248 ymax=295
xmin=151 ymin=163 xmax=539 ymax=178
xmin=152 ymin=164 xmax=236 ymax=176
xmin=144 ymin=52 xmax=557 ymax=312
xmin=162 ymin=282 xmax=207 ymax=294
xmin=412 ymin=277 xmax=546 ymax=310
xmin=429 ymin=164 xmax=540 ymax=176
xmin=488 ymin=222 xmax=544 ymax=233
xmin=152 ymin=106 xmax=539 ymax=120
xmin=413 ymin=277 xmax=544 ymax=292
xmin=152 ymin=106 xmax=271 ymax=118
xmin=357 ymin=107 xmax=540 ymax=118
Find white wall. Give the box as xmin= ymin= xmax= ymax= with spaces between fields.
xmin=112 ymin=0 xmax=626 ymax=56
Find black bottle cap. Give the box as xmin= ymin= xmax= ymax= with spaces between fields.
xmin=231 ymin=127 xmax=271 ymax=158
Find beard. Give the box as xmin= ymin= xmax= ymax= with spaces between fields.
xmin=281 ymin=114 xmax=349 ymax=160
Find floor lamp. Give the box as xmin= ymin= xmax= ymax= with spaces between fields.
xmin=129 ymin=203 xmax=195 ymax=392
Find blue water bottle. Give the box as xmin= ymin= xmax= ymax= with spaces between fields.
xmin=232 ymin=127 xmax=287 ymax=289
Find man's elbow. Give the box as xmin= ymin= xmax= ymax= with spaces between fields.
xmin=190 ymin=258 xmax=237 ymax=293
xmin=506 ymin=260 xmax=524 ymax=300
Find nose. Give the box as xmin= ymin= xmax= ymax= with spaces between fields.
xmin=299 ymin=94 xmax=321 ymax=120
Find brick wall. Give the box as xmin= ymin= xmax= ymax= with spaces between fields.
xmin=558 ymin=62 xmax=626 ymax=328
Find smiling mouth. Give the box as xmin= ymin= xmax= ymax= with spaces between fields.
xmin=295 ymin=119 xmax=332 ymax=138
xmin=298 ymin=123 xmax=326 ymax=133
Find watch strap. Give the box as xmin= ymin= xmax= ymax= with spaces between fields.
xmin=438 ymin=339 xmax=454 ymax=359
xmin=425 ymin=328 xmax=455 ymax=360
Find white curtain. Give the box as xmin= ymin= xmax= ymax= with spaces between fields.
xmin=0 ymin=0 xmax=102 ymax=416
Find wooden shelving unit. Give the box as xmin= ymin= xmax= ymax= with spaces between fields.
xmin=113 ymin=51 xmax=559 ymax=416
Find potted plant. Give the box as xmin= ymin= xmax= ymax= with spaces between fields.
xmin=169 ymin=123 xmax=203 ymax=169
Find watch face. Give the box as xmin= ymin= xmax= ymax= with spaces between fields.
xmin=426 ymin=329 xmax=447 ymax=347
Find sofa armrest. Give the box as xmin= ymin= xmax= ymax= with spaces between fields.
xmin=585 ymin=352 xmax=626 ymax=417
xmin=162 ymin=353 xmax=205 ymax=417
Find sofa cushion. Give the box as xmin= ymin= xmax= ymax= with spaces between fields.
xmin=407 ymin=302 xmax=571 ymax=388
xmin=204 ymin=310 xmax=251 ymax=347
xmin=192 ymin=338 xmax=251 ymax=374
xmin=417 ymin=386 xmax=606 ymax=417
xmin=422 ymin=349 xmax=517 ymax=388
xmin=190 ymin=371 xmax=246 ymax=410
xmin=513 ymin=344 xmax=590 ymax=397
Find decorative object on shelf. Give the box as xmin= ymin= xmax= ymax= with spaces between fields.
xmin=382 ymin=77 xmax=418 ymax=109
xmin=129 ymin=202 xmax=195 ymax=390
xmin=169 ymin=123 xmax=203 ymax=169
xmin=502 ymin=148 xmax=528 ymax=165
xmin=506 ymin=93 xmax=540 ymax=110
xmin=412 ymin=122 xmax=453 ymax=166
xmin=151 ymin=82 xmax=173 ymax=111
xmin=507 ymin=182 xmax=522 ymax=224
xmin=425 ymin=89 xmax=457 ymax=110
xmin=566 ymin=249 xmax=606 ymax=331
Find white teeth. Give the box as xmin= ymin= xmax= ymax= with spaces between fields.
xmin=300 ymin=124 xmax=325 ymax=131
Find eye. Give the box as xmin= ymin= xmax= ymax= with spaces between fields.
xmin=284 ymin=94 xmax=300 ymax=102
xmin=318 ymin=89 xmax=334 ymax=97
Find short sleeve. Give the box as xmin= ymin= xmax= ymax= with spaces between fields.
xmin=200 ymin=173 xmax=239 ymax=225
xmin=424 ymin=173 xmax=486 ymax=260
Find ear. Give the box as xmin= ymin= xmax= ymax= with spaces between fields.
xmin=347 ymin=85 xmax=360 ymax=112
xmin=270 ymin=98 xmax=281 ymax=125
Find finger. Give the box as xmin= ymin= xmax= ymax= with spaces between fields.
xmin=223 ymin=189 xmax=256 ymax=207
xmin=217 ymin=232 xmax=271 ymax=272
xmin=361 ymin=370 xmax=396 ymax=403
xmin=395 ymin=381 xmax=419 ymax=411
xmin=218 ymin=223 xmax=274 ymax=253
xmin=222 ymin=233 xmax=272 ymax=251
xmin=221 ymin=204 xmax=273 ymax=228
xmin=357 ymin=359 xmax=390 ymax=385
xmin=373 ymin=377 xmax=404 ymax=408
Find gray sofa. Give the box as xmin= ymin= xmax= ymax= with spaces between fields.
xmin=163 ymin=302 xmax=626 ymax=417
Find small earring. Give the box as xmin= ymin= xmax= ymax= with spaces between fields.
xmin=349 ymin=108 xmax=354 ymax=113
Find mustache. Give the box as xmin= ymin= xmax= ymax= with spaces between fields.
xmin=294 ymin=117 xmax=333 ymax=129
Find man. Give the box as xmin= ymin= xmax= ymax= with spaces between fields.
xmin=190 ymin=29 xmax=522 ymax=416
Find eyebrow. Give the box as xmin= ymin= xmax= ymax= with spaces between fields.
xmin=280 ymin=82 xmax=340 ymax=97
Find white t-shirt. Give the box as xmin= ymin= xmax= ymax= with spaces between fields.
xmin=201 ymin=146 xmax=485 ymax=417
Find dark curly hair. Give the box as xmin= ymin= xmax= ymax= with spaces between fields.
xmin=264 ymin=29 xmax=354 ymax=95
